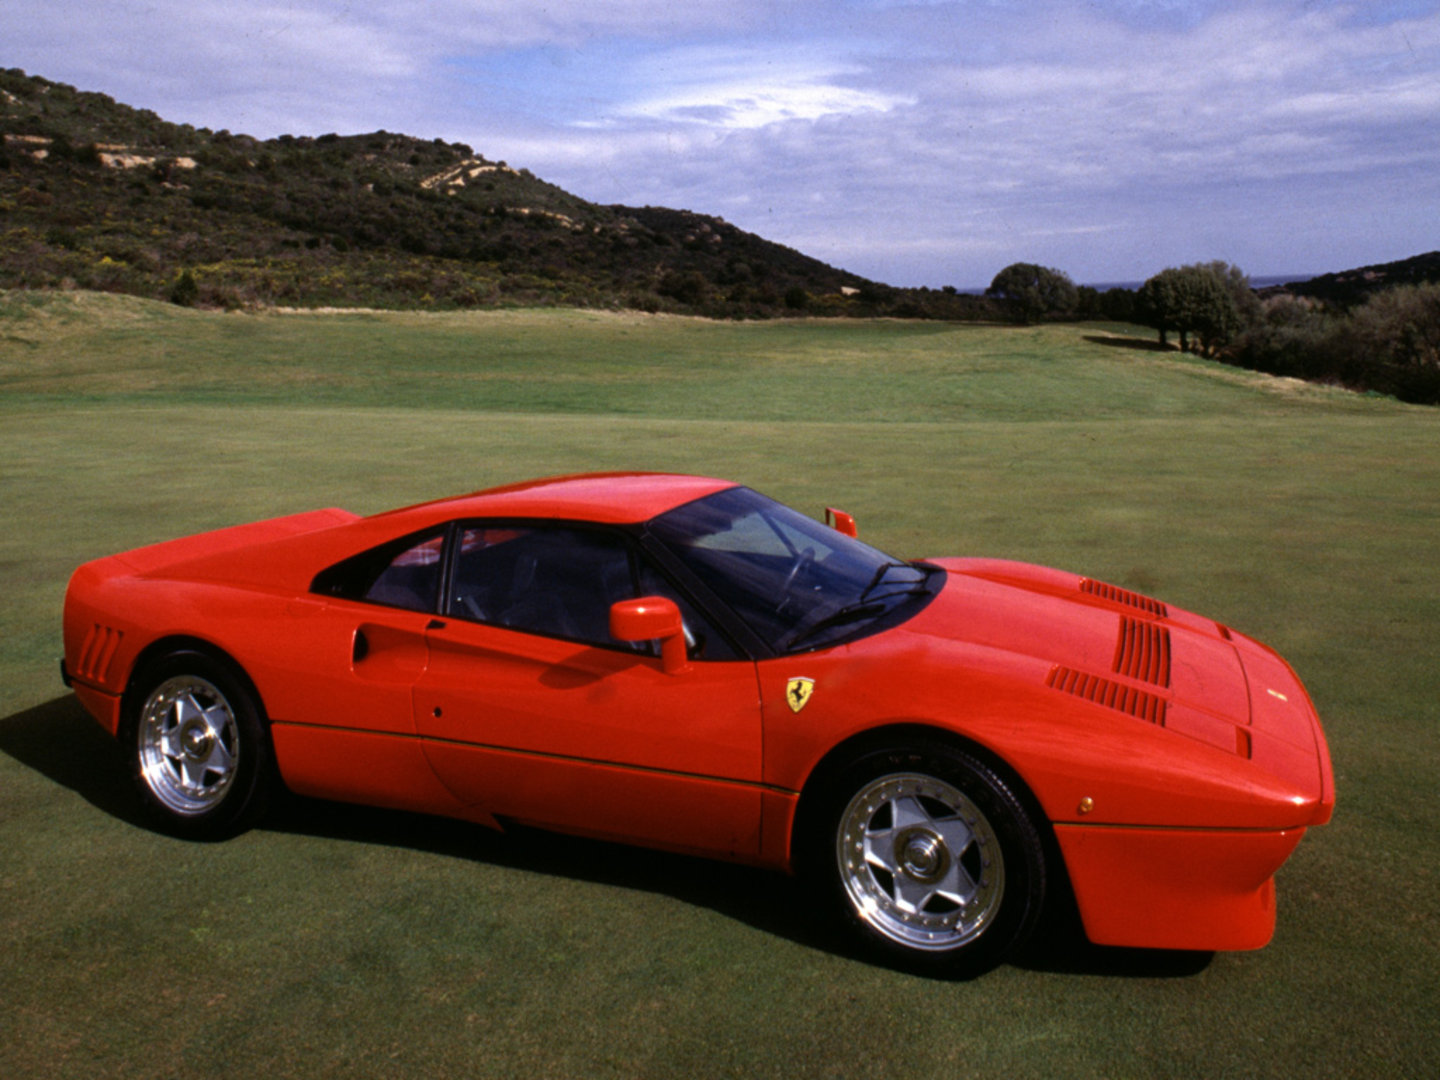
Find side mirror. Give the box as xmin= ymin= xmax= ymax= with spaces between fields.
xmin=610 ymin=596 xmax=689 ymax=674
xmin=825 ymin=507 xmax=858 ymax=538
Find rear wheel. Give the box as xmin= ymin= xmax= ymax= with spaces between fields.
xmin=803 ymin=742 xmax=1046 ymax=977
xmin=127 ymin=651 xmax=272 ymax=838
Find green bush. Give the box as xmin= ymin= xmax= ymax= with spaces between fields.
xmin=1339 ymin=283 xmax=1440 ymax=401
xmin=169 ymin=268 xmax=198 ymax=307
xmin=1231 ymin=284 xmax=1440 ymax=403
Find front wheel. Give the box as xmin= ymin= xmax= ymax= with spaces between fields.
xmin=802 ymin=742 xmax=1047 ymax=977
xmin=126 ymin=651 xmax=272 ymax=839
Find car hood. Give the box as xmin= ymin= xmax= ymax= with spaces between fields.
xmin=897 ymin=557 xmax=1333 ymax=825
xmin=913 ymin=558 xmax=1246 ymax=725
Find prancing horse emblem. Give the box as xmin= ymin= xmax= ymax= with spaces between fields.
xmin=786 ymin=677 xmax=816 ymax=713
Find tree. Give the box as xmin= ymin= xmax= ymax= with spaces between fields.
xmin=1138 ymin=270 xmax=1180 ymax=347
xmin=1137 ymin=264 xmax=1242 ymax=355
xmin=1201 ymin=260 xmax=1262 ymax=329
xmin=986 ymin=263 xmax=1077 ymax=324
xmin=1099 ymin=286 xmax=1137 ymax=323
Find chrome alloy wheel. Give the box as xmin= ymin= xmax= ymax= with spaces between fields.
xmin=136 ymin=675 xmax=240 ymax=815
xmin=836 ymin=772 xmax=1005 ymax=951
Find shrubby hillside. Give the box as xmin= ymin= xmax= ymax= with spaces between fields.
xmin=1281 ymin=251 xmax=1440 ymax=309
xmin=4 ymin=69 xmax=996 ymax=316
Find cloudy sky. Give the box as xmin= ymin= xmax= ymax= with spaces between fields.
xmin=5 ymin=1 xmax=1438 ymax=287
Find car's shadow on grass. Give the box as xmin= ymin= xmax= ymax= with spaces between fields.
xmin=3 ymin=694 xmax=1212 ymax=981
xmin=264 ymin=786 xmax=842 ymax=958
xmin=0 ymin=694 xmax=146 ymax=826
xmin=1014 ymin=897 xmax=1214 ymax=978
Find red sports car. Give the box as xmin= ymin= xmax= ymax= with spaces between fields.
xmin=62 ymin=473 xmax=1333 ymax=974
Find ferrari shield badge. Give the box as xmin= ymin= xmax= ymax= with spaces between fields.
xmin=786 ymin=677 xmax=816 ymax=713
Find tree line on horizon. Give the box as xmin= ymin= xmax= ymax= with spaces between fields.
xmin=985 ymin=259 xmax=1440 ymax=405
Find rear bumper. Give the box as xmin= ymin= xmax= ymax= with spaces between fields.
xmin=1055 ymin=823 xmax=1307 ymax=951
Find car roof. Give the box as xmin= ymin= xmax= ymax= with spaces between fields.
xmin=372 ymin=472 xmax=739 ymax=528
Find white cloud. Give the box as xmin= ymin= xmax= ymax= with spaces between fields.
xmin=608 ymin=49 xmax=914 ymax=129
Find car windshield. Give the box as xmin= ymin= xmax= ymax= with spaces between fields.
xmin=647 ymin=487 xmax=938 ymax=653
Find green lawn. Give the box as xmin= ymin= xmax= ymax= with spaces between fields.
xmin=2 ymin=291 xmax=1437 ymax=1079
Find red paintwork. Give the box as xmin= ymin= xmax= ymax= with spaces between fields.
xmin=1054 ymin=824 xmax=1304 ymax=950
xmin=824 ymin=507 xmax=858 ymax=537
xmin=62 ymin=472 xmax=1334 ymax=952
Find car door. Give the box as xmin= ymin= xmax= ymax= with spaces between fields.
xmin=266 ymin=528 xmax=465 ymax=816
xmin=413 ymin=523 xmax=766 ymax=859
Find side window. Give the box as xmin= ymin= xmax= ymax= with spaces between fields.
xmin=445 ymin=525 xmax=742 ymax=660
xmin=448 ymin=526 xmax=636 ymax=647
xmin=364 ymin=534 xmax=445 ymax=612
xmin=310 ymin=529 xmax=446 ymax=613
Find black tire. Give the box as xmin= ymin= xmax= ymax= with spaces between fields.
xmin=124 ymin=650 xmax=272 ymax=839
xmin=799 ymin=740 xmax=1047 ymax=977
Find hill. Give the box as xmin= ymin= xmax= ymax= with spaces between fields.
xmin=1282 ymin=250 xmax=1440 ymax=308
xmin=4 ymin=69 xmax=987 ymax=316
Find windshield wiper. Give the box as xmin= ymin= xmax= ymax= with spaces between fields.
xmin=858 ymin=558 xmax=938 ymax=601
xmin=781 ymin=601 xmax=887 ymax=651
xmin=862 ymin=585 xmax=932 ymax=605
xmin=781 ymin=561 xmax=938 ymax=651
xmin=859 ymin=560 xmax=909 ymax=601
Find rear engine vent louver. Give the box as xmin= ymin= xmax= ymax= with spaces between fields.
xmin=1047 ymin=666 xmax=1168 ymax=725
xmin=1113 ymin=617 xmax=1172 ymax=686
xmin=1079 ymin=578 xmax=1168 ymax=619
xmin=75 ymin=623 xmax=124 ymax=683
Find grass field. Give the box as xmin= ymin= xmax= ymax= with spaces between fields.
xmin=2 ymin=290 xmax=1437 ymax=1079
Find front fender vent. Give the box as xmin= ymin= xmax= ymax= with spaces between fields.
xmin=75 ymin=623 xmax=124 ymax=684
xmin=1047 ymin=665 xmax=1167 ymax=725
xmin=1080 ymin=578 xmax=1168 ymax=619
xmin=1113 ymin=617 xmax=1171 ymax=686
